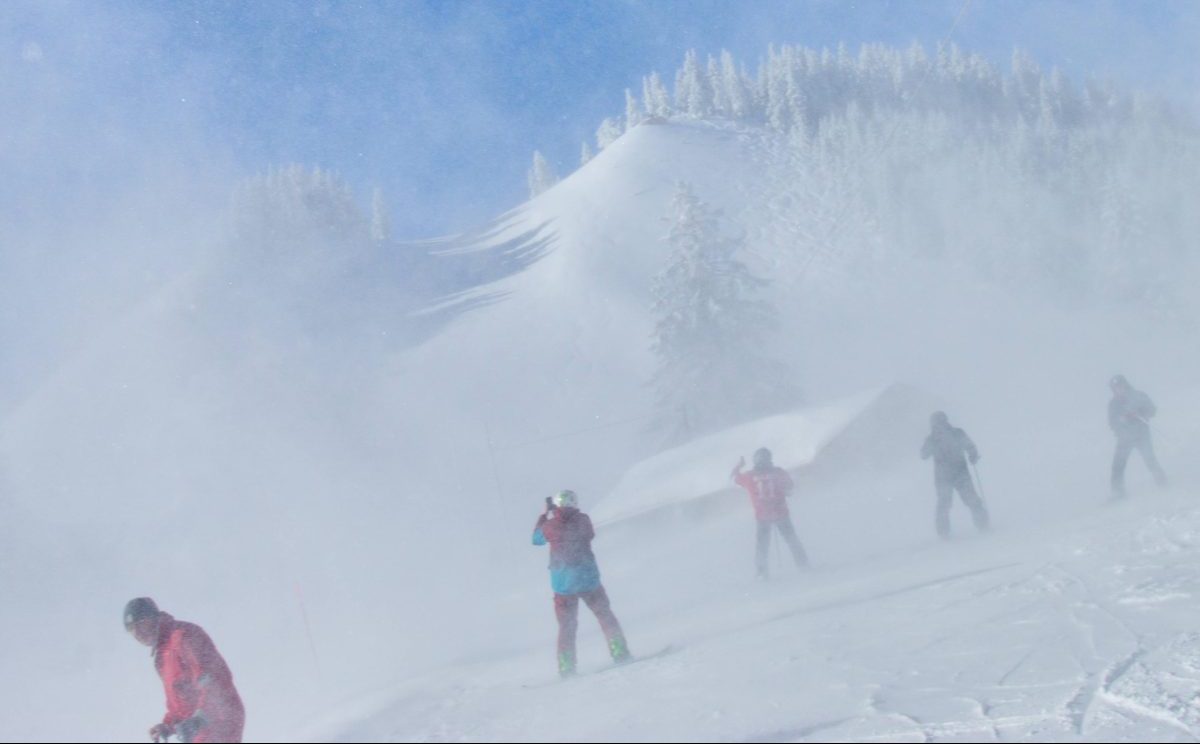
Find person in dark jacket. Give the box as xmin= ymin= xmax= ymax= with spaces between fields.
xmin=532 ymin=490 xmax=630 ymax=677
xmin=124 ymin=597 xmax=245 ymax=743
xmin=921 ymin=411 xmax=989 ymax=538
xmin=1108 ymin=374 xmax=1167 ymax=498
xmin=731 ymin=447 xmax=808 ymax=578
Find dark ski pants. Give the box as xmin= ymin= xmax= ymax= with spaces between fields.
xmin=755 ymin=517 xmax=808 ymax=576
xmin=935 ymin=471 xmax=989 ymax=538
xmin=1111 ymin=435 xmax=1167 ymax=496
xmin=554 ymin=586 xmax=627 ymax=672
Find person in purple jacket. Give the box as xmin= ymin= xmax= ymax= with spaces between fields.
xmin=533 ymin=490 xmax=630 ymax=677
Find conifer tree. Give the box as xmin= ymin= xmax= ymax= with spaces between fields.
xmin=596 ymin=117 xmax=623 ymax=150
xmin=370 ymin=187 xmax=391 ymax=243
xmin=650 ymin=183 xmax=798 ymax=445
xmin=527 ymin=150 xmax=558 ymax=197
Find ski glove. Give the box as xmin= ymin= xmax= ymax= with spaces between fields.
xmin=177 ymin=714 xmax=206 ymax=743
xmin=149 ymin=723 xmax=174 ymax=743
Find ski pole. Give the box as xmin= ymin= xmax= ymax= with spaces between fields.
xmin=1145 ymin=419 xmax=1177 ymax=447
xmin=970 ymin=461 xmax=986 ymax=502
xmin=772 ymin=526 xmax=781 ymax=572
xmin=294 ymin=583 xmax=324 ymax=682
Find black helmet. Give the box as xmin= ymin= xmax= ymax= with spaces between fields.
xmin=123 ymin=597 xmax=159 ymax=630
xmin=752 ymin=447 xmax=772 ymax=468
xmin=1110 ymin=374 xmax=1130 ymax=390
xmin=930 ymin=411 xmax=949 ymax=428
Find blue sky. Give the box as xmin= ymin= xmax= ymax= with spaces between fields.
xmin=5 ymin=0 xmax=1198 ymax=239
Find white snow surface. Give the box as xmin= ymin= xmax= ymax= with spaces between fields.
xmin=313 ymin=490 xmax=1200 ymax=743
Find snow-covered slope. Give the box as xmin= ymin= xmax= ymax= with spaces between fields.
xmin=391 ymin=120 xmax=775 ymax=504
xmin=315 ymin=490 xmax=1200 ymax=742
xmin=301 ymin=112 xmax=1200 ymax=741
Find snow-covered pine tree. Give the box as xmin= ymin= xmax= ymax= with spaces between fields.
xmin=596 ymin=117 xmax=623 ymax=150
xmin=230 ymin=164 xmax=369 ymax=263
xmin=642 ymin=71 xmax=672 ymax=118
xmin=555 ymin=41 xmax=1196 ymax=317
xmin=675 ymin=49 xmax=712 ymax=117
xmin=527 ymin=150 xmax=558 ymax=197
xmin=370 ymin=187 xmax=391 ymax=243
xmin=765 ymin=48 xmax=792 ymax=131
xmin=720 ymin=50 xmax=750 ymax=120
xmin=625 ymin=89 xmax=642 ymax=131
xmin=650 ymin=183 xmax=798 ymax=445
xmin=707 ymin=55 xmax=728 ymax=115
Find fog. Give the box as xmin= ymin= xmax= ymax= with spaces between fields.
xmin=2 ymin=2 xmax=1198 ymax=742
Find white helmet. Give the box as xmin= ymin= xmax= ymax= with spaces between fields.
xmin=552 ymin=489 xmax=579 ymax=509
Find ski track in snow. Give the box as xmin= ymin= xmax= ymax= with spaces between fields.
xmin=302 ymin=496 xmax=1200 ymax=743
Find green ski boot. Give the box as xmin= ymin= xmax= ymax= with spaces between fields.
xmin=608 ymin=635 xmax=632 ymax=664
xmin=557 ymin=650 xmax=577 ymax=678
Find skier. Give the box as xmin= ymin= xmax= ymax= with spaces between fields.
xmin=731 ymin=447 xmax=808 ymax=578
xmin=124 ymin=597 xmax=245 ymax=743
xmin=921 ymin=411 xmax=989 ymax=538
xmin=532 ymin=490 xmax=631 ymax=677
xmin=1108 ymin=374 xmax=1167 ymax=498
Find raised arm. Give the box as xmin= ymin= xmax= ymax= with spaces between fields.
xmin=730 ymin=455 xmax=745 ymax=481
xmin=532 ymin=512 xmax=549 ymax=546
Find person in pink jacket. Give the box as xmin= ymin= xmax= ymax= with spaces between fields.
xmin=533 ymin=490 xmax=631 ymax=677
xmin=732 ymin=448 xmax=808 ymax=579
xmin=125 ymin=597 xmax=245 ymax=743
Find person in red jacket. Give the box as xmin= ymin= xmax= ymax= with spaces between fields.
xmin=533 ymin=490 xmax=631 ymax=677
xmin=732 ymin=447 xmax=808 ymax=579
xmin=124 ymin=597 xmax=245 ymax=743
